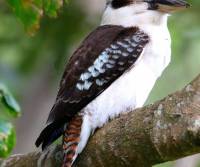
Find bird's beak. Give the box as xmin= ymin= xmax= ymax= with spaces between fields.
xmin=156 ymin=0 xmax=190 ymax=12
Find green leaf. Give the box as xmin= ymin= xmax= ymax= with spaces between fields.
xmin=6 ymin=0 xmax=43 ymax=35
xmin=6 ymin=0 xmax=68 ymax=35
xmin=0 ymin=83 xmax=21 ymax=118
xmin=43 ymin=0 xmax=63 ymax=17
xmin=0 ymin=121 xmax=16 ymax=158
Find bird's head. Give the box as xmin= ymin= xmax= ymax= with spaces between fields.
xmin=106 ymin=0 xmax=190 ymax=12
xmin=101 ymin=0 xmax=190 ymax=26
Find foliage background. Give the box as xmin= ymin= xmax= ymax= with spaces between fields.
xmin=0 ymin=0 xmax=199 ymax=166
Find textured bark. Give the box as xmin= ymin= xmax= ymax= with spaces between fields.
xmin=1 ymin=74 xmax=200 ymax=167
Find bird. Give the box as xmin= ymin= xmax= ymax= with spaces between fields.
xmin=35 ymin=0 xmax=190 ymax=166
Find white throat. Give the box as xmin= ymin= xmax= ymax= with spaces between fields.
xmin=101 ymin=4 xmax=169 ymax=28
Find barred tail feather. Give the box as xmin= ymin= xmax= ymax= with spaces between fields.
xmin=62 ymin=114 xmax=92 ymax=167
xmin=62 ymin=115 xmax=82 ymax=167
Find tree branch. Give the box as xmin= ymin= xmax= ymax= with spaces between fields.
xmin=1 ymin=74 xmax=200 ymax=167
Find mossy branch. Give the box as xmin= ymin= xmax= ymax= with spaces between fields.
xmin=1 ymin=74 xmax=200 ymax=167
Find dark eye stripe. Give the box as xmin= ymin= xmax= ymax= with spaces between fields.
xmin=111 ymin=0 xmax=133 ymax=9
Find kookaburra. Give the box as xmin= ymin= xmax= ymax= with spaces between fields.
xmin=36 ymin=0 xmax=190 ymax=166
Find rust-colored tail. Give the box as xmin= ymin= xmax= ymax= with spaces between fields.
xmin=62 ymin=115 xmax=83 ymax=167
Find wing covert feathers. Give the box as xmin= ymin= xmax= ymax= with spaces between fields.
xmin=47 ymin=25 xmax=149 ymax=124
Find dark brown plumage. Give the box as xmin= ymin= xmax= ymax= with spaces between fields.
xmin=35 ymin=25 xmax=149 ymax=166
xmin=47 ymin=25 xmax=149 ymax=124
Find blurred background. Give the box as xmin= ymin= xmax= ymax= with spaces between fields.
xmin=0 ymin=0 xmax=199 ymax=166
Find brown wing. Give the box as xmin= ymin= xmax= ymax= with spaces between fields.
xmin=47 ymin=25 xmax=149 ymax=124
xmin=35 ymin=25 xmax=149 ymax=150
